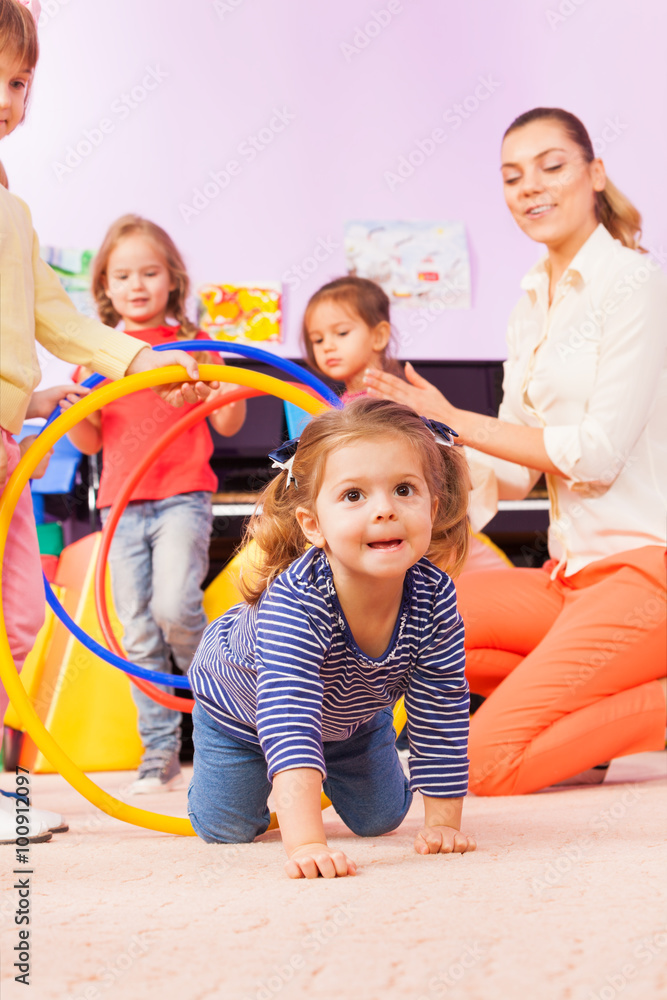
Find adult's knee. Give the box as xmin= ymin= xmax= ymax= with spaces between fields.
xmin=454 ymin=573 xmax=489 ymax=648
xmin=153 ymin=580 xmax=207 ymax=627
xmin=467 ymin=738 xmax=523 ymax=796
xmin=456 ymin=568 xmax=531 ymax=650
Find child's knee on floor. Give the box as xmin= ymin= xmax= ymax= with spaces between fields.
xmin=188 ymin=810 xmax=269 ymax=845
xmin=331 ymin=787 xmax=413 ymax=838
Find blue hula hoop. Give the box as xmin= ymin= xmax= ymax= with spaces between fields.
xmin=43 ymin=577 xmax=191 ymax=688
xmin=43 ymin=340 xmax=341 ymax=429
xmin=39 ymin=340 xmax=339 ymax=688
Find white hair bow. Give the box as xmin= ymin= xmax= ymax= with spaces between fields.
xmin=268 ymin=437 xmax=300 ymax=489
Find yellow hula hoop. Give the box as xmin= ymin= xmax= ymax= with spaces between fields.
xmin=0 ymin=365 xmax=407 ymax=836
xmin=0 ymin=367 xmax=329 ymax=835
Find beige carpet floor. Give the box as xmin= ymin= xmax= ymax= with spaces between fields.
xmin=1 ymin=751 xmax=666 ymax=1000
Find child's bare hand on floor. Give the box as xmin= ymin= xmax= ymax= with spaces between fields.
xmin=285 ymin=843 xmax=357 ymax=880
xmin=414 ymin=825 xmax=476 ymax=856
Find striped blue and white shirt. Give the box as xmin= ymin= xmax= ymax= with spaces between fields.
xmin=188 ymin=547 xmax=469 ymax=798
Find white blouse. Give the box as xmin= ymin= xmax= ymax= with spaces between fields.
xmin=470 ymin=224 xmax=667 ymax=576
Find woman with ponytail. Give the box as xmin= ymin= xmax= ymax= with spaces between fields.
xmin=364 ymin=107 xmax=667 ymax=796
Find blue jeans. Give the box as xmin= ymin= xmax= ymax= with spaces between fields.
xmin=100 ymin=492 xmax=212 ymax=760
xmin=188 ymin=702 xmax=412 ymax=843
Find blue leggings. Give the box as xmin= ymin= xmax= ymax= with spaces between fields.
xmin=188 ymin=702 xmax=412 ymax=843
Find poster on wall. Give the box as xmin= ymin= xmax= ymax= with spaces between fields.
xmin=344 ymin=221 xmax=471 ymax=310
xmin=197 ymin=283 xmax=282 ymax=344
xmin=41 ymin=246 xmax=97 ymax=318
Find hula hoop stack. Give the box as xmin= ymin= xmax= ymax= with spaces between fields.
xmin=0 ymin=347 xmax=407 ymax=836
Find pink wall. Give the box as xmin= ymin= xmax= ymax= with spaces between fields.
xmin=4 ymin=0 xmax=666 ymax=361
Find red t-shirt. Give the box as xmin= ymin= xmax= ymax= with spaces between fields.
xmin=92 ymin=327 xmax=218 ymax=508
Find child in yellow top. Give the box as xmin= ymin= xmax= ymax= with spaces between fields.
xmin=0 ymin=0 xmax=215 ymax=842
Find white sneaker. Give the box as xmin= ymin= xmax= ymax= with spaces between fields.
xmin=0 ymin=791 xmax=68 ymax=834
xmin=0 ymin=804 xmax=52 ymax=844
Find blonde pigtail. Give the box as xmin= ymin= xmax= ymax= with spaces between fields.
xmin=428 ymin=445 xmax=471 ymax=579
xmin=239 ymin=473 xmax=310 ymax=605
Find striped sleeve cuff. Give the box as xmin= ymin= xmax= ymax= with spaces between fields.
xmin=263 ymin=735 xmax=327 ymax=783
xmin=408 ymin=758 xmax=469 ymax=798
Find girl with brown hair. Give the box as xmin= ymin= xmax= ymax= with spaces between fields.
xmin=187 ymin=397 xmax=476 ymax=877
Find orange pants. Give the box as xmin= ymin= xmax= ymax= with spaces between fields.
xmin=456 ymin=546 xmax=667 ymax=796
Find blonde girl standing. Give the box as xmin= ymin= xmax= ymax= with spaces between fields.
xmin=66 ymin=215 xmax=245 ymax=793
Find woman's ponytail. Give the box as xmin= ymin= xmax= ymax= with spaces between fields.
xmin=595 ymin=178 xmax=644 ymax=252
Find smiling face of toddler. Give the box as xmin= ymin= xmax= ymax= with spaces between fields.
xmin=297 ymin=433 xmax=436 ymax=589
